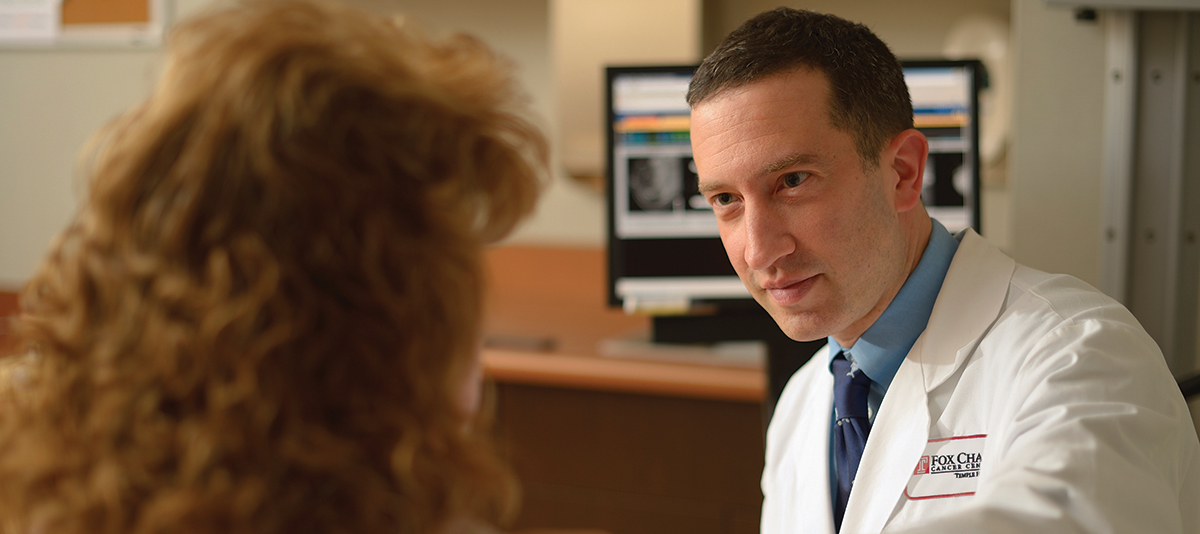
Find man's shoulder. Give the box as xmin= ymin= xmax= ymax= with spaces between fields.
xmin=966 ymin=260 xmax=1163 ymax=385
xmin=1004 ymin=263 xmax=1140 ymax=331
xmin=940 ymin=234 xmax=1159 ymax=376
xmin=948 ymin=230 xmax=1138 ymax=332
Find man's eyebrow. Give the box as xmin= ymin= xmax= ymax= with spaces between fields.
xmin=697 ymin=152 xmax=822 ymax=194
xmin=697 ymin=180 xmax=722 ymax=194
xmin=763 ymin=152 xmax=820 ymax=175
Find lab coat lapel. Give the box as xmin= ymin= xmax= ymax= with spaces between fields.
xmin=791 ymin=355 xmax=836 ymax=534
xmin=917 ymin=230 xmax=1014 ymax=391
xmin=841 ymin=230 xmax=1015 ymax=533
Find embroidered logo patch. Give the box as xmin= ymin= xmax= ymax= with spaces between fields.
xmin=905 ymin=434 xmax=986 ymax=500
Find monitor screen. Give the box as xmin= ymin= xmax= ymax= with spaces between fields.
xmin=605 ymin=61 xmax=982 ymax=314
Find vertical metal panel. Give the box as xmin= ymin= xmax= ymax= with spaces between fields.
xmin=1126 ymin=11 xmax=1197 ymax=374
xmin=1101 ymin=11 xmax=1139 ymax=303
xmin=1179 ymin=13 xmax=1200 ymax=375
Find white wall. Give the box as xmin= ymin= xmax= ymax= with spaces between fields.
xmin=553 ymin=0 xmax=701 ymax=178
xmin=1008 ymin=0 xmax=1108 ymax=286
xmin=704 ymin=0 xmax=1011 ymax=56
xmin=0 ymin=48 xmax=159 ymax=287
xmin=0 ymin=0 xmax=217 ymax=289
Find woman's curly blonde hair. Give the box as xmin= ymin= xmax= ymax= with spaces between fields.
xmin=0 ymin=1 xmax=544 ymax=533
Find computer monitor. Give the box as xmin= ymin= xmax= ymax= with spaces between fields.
xmin=605 ymin=60 xmax=983 ymax=321
xmin=905 ymin=59 xmax=983 ymax=233
xmin=604 ymin=65 xmax=734 ymax=315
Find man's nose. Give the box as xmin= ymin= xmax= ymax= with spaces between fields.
xmin=743 ymin=203 xmax=795 ymax=272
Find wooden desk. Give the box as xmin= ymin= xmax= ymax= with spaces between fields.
xmin=481 ymin=246 xmax=765 ymax=403
xmin=0 ymin=289 xmax=18 ymax=356
xmin=482 ymin=246 xmax=764 ymax=534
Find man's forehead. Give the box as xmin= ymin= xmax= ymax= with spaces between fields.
xmin=689 ymin=69 xmax=837 ymax=148
xmin=691 ymin=70 xmax=836 ymax=146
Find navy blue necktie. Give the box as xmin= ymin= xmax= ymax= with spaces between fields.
xmin=832 ymin=353 xmax=871 ymax=532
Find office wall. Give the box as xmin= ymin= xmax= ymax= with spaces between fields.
xmin=0 ymin=0 xmax=561 ymax=288
xmin=552 ymin=0 xmax=702 ymax=179
xmin=0 ymin=0 xmax=1129 ymax=293
xmin=0 ymin=0 xmax=217 ymax=289
xmin=0 ymin=48 xmax=157 ymax=287
xmin=703 ymin=0 xmax=1010 ymax=56
xmin=1008 ymin=0 xmax=1107 ymax=286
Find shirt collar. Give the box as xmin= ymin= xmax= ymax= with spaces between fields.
xmin=827 ymin=219 xmax=959 ymax=391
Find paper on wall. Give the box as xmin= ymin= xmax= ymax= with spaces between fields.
xmin=0 ymin=0 xmax=61 ymax=43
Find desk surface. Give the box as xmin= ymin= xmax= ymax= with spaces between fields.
xmin=0 ymin=290 xmax=16 ymax=356
xmin=481 ymin=246 xmax=765 ymax=403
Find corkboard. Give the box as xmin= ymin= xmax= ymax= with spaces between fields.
xmin=61 ymin=0 xmax=150 ymax=25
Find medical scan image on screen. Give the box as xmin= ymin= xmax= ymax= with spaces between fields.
xmin=611 ymin=71 xmax=716 ymax=240
xmin=627 ymin=156 xmax=701 ymax=212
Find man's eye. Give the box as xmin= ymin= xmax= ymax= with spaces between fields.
xmin=711 ymin=192 xmax=735 ymax=206
xmin=783 ymin=172 xmax=809 ymax=188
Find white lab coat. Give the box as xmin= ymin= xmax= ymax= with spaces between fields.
xmin=761 ymin=229 xmax=1200 ymax=534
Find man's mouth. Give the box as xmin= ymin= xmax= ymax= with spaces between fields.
xmin=762 ymin=274 xmax=819 ymax=306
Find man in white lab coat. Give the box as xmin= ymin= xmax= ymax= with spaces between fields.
xmin=687 ymin=7 xmax=1200 ymax=534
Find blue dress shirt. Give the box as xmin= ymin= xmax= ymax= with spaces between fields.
xmin=825 ymin=219 xmax=959 ymax=508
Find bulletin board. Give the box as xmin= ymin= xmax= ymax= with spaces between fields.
xmin=60 ymin=0 xmax=165 ymax=47
xmin=62 ymin=0 xmax=149 ymax=25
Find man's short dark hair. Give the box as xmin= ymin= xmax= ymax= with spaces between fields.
xmin=688 ymin=8 xmax=913 ymax=169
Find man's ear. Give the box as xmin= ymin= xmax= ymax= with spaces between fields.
xmin=886 ymin=129 xmax=929 ymax=213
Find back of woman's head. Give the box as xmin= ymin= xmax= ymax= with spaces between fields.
xmin=0 ymin=1 xmax=544 ymax=533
